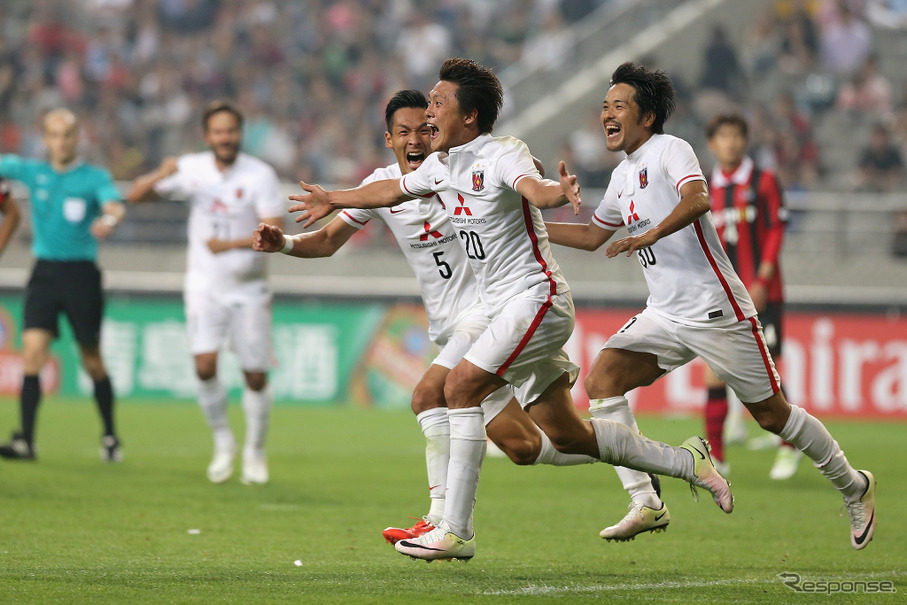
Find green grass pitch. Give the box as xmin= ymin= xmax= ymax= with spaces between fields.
xmin=0 ymin=396 xmax=903 ymax=604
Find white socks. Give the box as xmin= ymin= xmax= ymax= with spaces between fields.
xmin=197 ymin=376 xmax=234 ymax=450
xmin=242 ymin=386 xmax=271 ymax=451
xmin=589 ymin=397 xmax=661 ymax=507
xmin=444 ymin=407 xmax=486 ymax=539
xmin=590 ymin=417 xmax=692 ymax=481
xmin=416 ymin=407 xmax=450 ymax=524
xmin=533 ymin=429 xmax=597 ymax=466
xmin=778 ymin=404 xmax=864 ymax=501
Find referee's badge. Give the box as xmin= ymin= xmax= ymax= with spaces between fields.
xmin=472 ymin=169 xmax=485 ymax=192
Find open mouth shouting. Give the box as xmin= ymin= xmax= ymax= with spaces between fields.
xmin=604 ymin=121 xmax=621 ymax=144
xmin=406 ymin=150 xmax=426 ymax=170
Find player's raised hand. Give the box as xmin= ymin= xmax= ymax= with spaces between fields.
xmin=288 ymin=181 xmax=333 ymax=228
xmin=158 ymin=156 xmax=179 ymax=178
xmin=558 ymin=161 xmax=581 ymax=215
xmin=253 ymin=222 xmax=286 ymax=253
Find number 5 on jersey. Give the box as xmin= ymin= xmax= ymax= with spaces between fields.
xmin=432 ymin=251 xmax=452 ymax=279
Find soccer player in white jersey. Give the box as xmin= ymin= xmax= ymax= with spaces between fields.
xmin=289 ymin=58 xmax=734 ymax=562
xmin=546 ymin=62 xmax=876 ymax=550
xmin=127 ymin=101 xmax=284 ymax=485
xmin=254 ymin=89 xmax=602 ymax=544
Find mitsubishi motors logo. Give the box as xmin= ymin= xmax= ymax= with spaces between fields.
xmin=626 ymin=200 xmax=640 ymax=224
xmin=420 ymin=221 xmax=443 ymax=241
xmin=454 ymin=193 xmax=472 ymax=216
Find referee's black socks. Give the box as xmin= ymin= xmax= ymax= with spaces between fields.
xmin=20 ymin=375 xmax=41 ymax=445
xmin=94 ymin=376 xmax=116 ymax=437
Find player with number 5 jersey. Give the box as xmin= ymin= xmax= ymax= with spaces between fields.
xmin=255 ymin=90 xmax=606 ymax=547
xmin=290 ymin=59 xmax=738 ymax=562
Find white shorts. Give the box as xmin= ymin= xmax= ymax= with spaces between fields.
xmin=481 ymin=386 xmax=513 ymax=425
xmin=465 ymin=286 xmax=579 ymax=408
xmin=432 ymin=303 xmax=490 ymax=370
xmin=184 ymin=288 xmax=274 ymax=372
xmin=429 ymin=303 xmax=516 ymax=423
xmin=604 ymin=307 xmax=781 ymax=403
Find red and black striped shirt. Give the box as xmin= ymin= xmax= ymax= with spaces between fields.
xmin=708 ymin=157 xmax=785 ymax=303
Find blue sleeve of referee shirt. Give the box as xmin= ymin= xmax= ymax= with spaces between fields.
xmin=94 ymin=167 xmax=123 ymax=204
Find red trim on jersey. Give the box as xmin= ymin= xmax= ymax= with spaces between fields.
xmin=693 ymin=220 xmax=746 ymax=321
xmin=399 ymin=176 xmax=435 ymax=199
xmin=592 ymin=214 xmax=624 ymax=229
xmin=497 ymin=296 xmax=553 ymax=376
xmin=340 ymin=210 xmax=368 ymax=226
xmin=511 ymin=173 xmax=536 ymax=190
xmin=675 ymin=174 xmax=704 ymax=193
xmin=520 ymin=197 xmax=556 ymax=295
xmin=749 ymin=316 xmax=780 ymax=393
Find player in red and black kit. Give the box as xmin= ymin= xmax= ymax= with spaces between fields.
xmin=704 ymin=113 xmax=802 ymax=480
xmin=0 ymin=178 xmax=21 ymax=259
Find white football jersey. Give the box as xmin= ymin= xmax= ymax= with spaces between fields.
xmin=593 ymin=133 xmax=756 ymax=327
xmin=339 ymin=163 xmax=481 ymax=343
xmin=155 ymin=151 xmax=284 ymax=297
xmin=400 ymin=134 xmax=569 ymax=311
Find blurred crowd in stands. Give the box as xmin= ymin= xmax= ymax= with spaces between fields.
xmin=0 ymin=0 xmax=604 ymax=184
xmin=1 ymin=0 xmax=905 ymax=253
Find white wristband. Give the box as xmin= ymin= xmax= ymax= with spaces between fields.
xmin=280 ymin=235 xmax=295 ymax=254
xmin=100 ymin=214 xmax=118 ymax=228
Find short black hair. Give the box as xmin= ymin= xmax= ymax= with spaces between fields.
xmin=706 ymin=113 xmax=749 ymax=140
xmin=202 ymin=100 xmax=243 ymax=131
xmin=438 ymin=57 xmax=503 ymax=134
xmin=609 ymin=62 xmax=675 ymax=134
xmin=384 ymin=89 xmax=429 ymax=132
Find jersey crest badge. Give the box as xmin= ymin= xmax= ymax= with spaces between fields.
xmin=236 ymin=187 xmax=244 ymax=199
xmin=472 ymin=169 xmax=485 ymax=192
xmin=638 ymin=166 xmax=648 ymax=189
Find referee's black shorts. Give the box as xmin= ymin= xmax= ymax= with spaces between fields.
xmin=758 ymin=301 xmax=783 ymax=358
xmin=24 ymin=260 xmax=104 ymax=347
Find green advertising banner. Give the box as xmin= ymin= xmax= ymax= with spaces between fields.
xmin=0 ymin=295 xmax=437 ymax=408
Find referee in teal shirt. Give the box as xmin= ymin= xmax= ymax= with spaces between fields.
xmin=0 ymin=108 xmax=125 ymax=462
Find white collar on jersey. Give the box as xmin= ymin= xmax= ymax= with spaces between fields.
xmin=623 ymin=134 xmax=658 ymax=196
xmin=710 ymin=156 xmax=754 ymax=188
xmin=448 ymin=133 xmax=493 ymax=154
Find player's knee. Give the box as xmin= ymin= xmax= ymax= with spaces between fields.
xmin=410 ymin=385 xmax=445 ymax=414
xmin=80 ymin=355 xmax=107 ymax=380
xmin=245 ymin=373 xmax=267 ymax=391
xmin=747 ymin=401 xmax=788 ymax=434
xmin=583 ymin=371 xmax=614 ymax=399
xmin=195 ymin=365 xmax=217 ymax=381
xmin=21 ymin=350 xmax=49 ymax=374
xmin=443 ymin=368 xmax=477 ymax=408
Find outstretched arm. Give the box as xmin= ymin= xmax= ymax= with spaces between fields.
xmin=254 ymin=215 xmax=359 ymax=258
xmin=126 ymin=157 xmax=179 ymax=204
xmin=208 ymin=216 xmax=284 ymax=254
xmin=288 ymin=179 xmax=409 ymax=228
xmin=516 ymin=161 xmax=582 ymax=214
xmin=606 ymin=180 xmax=710 ymax=258
xmin=546 ymin=219 xmax=615 ymax=252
